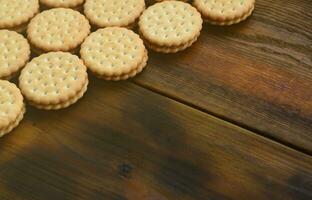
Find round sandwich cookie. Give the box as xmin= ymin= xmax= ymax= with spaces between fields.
xmin=139 ymin=1 xmax=203 ymax=53
xmin=84 ymin=0 xmax=145 ymax=28
xmin=80 ymin=27 xmax=148 ymax=81
xmin=0 ymin=0 xmax=39 ymax=33
xmin=0 ymin=80 xmax=25 ymax=138
xmin=27 ymin=8 xmax=90 ymax=54
xmin=0 ymin=30 xmax=30 ymax=80
xmin=193 ymin=0 xmax=255 ymax=25
xmin=19 ymin=52 xmax=88 ymax=110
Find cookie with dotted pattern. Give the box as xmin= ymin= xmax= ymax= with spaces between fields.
xmin=19 ymin=52 xmax=88 ymax=110
xmin=139 ymin=1 xmax=202 ymax=53
xmin=27 ymin=8 xmax=90 ymax=53
xmin=193 ymin=0 xmax=255 ymax=25
xmin=0 ymin=0 xmax=39 ymax=32
xmin=0 ymin=30 xmax=30 ymax=80
xmin=0 ymin=80 xmax=25 ymax=138
xmin=84 ymin=0 xmax=145 ymax=28
xmin=80 ymin=27 xmax=148 ymax=80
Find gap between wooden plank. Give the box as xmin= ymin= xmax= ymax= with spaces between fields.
xmin=131 ymin=80 xmax=312 ymax=157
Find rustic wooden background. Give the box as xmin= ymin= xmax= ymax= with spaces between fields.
xmin=0 ymin=0 xmax=312 ymax=199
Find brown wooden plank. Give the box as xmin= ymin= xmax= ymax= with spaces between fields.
xmin=0 ymin=78 xmax=312 ymax=200
xmin=133 ymin=0 xmax=312 ymax=152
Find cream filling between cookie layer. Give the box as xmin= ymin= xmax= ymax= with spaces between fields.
xmin=0 ymin=105 xmax=25 ymax=137
xmin=144 ymin=34 xmax=200 ymax=53
xmin=29 ymin=80 xmax=88 ymax=110
xmin=204 ymin=6 xmax=254 ymax=26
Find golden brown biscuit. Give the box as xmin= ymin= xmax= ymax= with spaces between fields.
xmin=0 ymin=30 xmax=30 ymax=80
xmin=0 ymin=0 xmax=39 ymax=31
xmin=19 ymin=52 xmax=89 ymax=110
xmin=139 ymin=1 xmax=202 ymax=53
xmin=193 ymin=0 xmax=255 ymax=25
xmin=81 ymin=27 xmax=148 ymax=80
xmin=84 ymin=0 xmax=145 ymax=28
xmin=27 ymin=8 xmax=90 ymax=52
xmin=0 ymin=80 xmax=25 ymax=137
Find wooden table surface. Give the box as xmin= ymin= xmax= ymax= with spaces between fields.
xmin=1 ymin=0 xmax=312 ymax=199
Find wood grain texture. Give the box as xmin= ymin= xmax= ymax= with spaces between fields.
xmin=0 ymin=78 xmax=312 ymax=200
xmin=134 ymin=0 xmax=312 ymax=152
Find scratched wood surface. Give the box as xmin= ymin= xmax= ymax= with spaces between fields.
xmin=136 ymin=0 xmax=312 ymax=153
xmin=1 ymin=0 xmax=312 ymax=199
xmin=0 ymin=79 xmax=312 ymax=200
